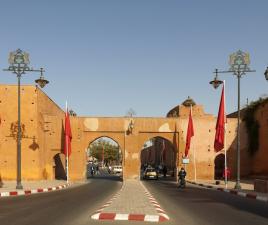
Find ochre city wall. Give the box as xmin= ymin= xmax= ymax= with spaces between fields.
xmin=251 ymin=102 xmax=268 ymax=175
xmin=1 ymin=84 xmax=256 ymax=182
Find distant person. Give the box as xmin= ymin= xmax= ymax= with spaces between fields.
xmin=90 ymin=166 xmax=94 ymax=177
xmin=96 ymin=165 xmax=99 ymax=175
xmin=108 ymin=165 xmax=112 ymax=174
xmin=223 ymin=167 xmax=231 ymax=180
xmin=162 ymin=165 xmax=167 ymax=177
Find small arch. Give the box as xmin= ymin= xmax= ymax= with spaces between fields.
xmin=214 ymin=153 xmax=225 ymax=180
xmin=53 ymin=153 xmax=66 ymax=180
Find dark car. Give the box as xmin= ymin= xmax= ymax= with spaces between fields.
xmin=143 ymin=167 xmax=158 ymax=180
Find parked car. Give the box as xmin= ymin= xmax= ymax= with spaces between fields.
xmin=143 ymin=167 xmax=158 ymax=180
xmin=112 ymin=165 xmax=122 ymax=174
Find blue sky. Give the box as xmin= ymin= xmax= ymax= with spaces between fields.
xmin=0 ymin=0 xmax=267 ymax=117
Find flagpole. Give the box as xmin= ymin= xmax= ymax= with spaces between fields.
xmin=191 ymin=105 xmax=197 ymax=182
xmin=223 ymin=81 xmax=228 ymax=189
xmin=193 ymin=138 xmax=197 ymax=182
xmin=66 ymin=101 xmax=69 ymax=184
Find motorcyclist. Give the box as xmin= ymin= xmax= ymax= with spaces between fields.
xmin=178 ymin=167 xmax=187 ymax=188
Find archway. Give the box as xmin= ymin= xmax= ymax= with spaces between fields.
xmin=140 ymin=136 xmax=176 ymax=179
xmin=214 ymin=154 xmax=225 ymax=179
xmin=53 ymin=153 xmax=66 ymax=180
xmin=86 ymin=136 xmax=122 ymax=178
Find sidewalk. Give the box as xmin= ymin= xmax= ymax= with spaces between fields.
xmin=91 ymin=179 xmax=169 ymax=222
xmin=188 ymin=179 xmax=268 ymax=203
xmin=0 ymin=180 xmax=70 ymax=197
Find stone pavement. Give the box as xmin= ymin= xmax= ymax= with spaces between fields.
xmin=0 ymin=180 xmax=70 ymax=197
xmin=188 ymin=179 xmax=268 ymax=202
xmin=91 ymin=179 xmax=169 ymax=222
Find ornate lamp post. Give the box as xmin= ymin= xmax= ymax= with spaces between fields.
xmin=210 ymin=50 xmax=255 ymax=189
xmin=3 ymin=49 xmax=49 ymax=189
xmin=264 ymin=67 xmax=268 ymax=81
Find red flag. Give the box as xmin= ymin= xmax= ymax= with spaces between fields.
xmin=185 ymin=107 xmax=194 ymax=157
xmin=64 ymin=109 xmax=72 ymax=156
xmin=214 ymin=84 xmax=226 ymax=152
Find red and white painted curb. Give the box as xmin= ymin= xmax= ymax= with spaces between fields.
xmin=141 ymin=181 xmax=170 ymax=222
xmin=91 ymin=181 xmax=169 ymax=222
xmin=188 ymin=181 xmax=268 ymax=203
xmin=0 ymin=183 xmax=70 ymax=197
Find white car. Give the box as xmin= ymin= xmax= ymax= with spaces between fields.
xmin=112 ymin=165 xmax=122 ymax=174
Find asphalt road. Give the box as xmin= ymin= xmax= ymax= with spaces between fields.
xmin=0 ymin=176 xmax=267 ymax=225
xmin=0 ymin=176 xmax=122 ymax=225
xmin=143 ymin=179 xmax=268 ymax=225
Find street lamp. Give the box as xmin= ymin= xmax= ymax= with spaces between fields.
xmin=264 ymin=67 xmax=268 ymax=81
xmin=210 ymin=50 xmax=255 ymax=190
xmin=3 ymin=49 xmax=49 ymax=189
xmin=127 ymin=119 xmax=134 ymax=134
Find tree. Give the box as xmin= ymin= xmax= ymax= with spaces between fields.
xmin=126 ymin=108 xmax=136 ymax=117
xmin=88 ymin=139 xmax=121 ymax=165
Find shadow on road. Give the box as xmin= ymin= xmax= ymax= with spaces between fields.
xmin=87 ymin=174 xmax=123 ymax=182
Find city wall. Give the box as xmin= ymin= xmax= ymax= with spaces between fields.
xmin=0 ymin=84 xmax=257 ymax=181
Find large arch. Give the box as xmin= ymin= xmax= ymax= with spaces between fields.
xmin=140 ymin=136 xmax=177 ymax=179
xmin=86 ymin=136 xmax=122 ymax=177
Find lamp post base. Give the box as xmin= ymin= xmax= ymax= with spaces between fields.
xmin=16 ymin=183 xmax=23 ymax=190
xmin=234 ymin=182 xmax=241 ymax=190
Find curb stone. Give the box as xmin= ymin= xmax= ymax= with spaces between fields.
xmin=0 ymin=183 xmax=70 ymax=197
xmin=188 ymin=181 xmax=268 ymax=203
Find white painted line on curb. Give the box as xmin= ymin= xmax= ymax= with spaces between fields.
xmin=91 ymin=213 xmax=100 ymax=219
xmin=238 ymin=192 xmax=247 ymax=197
xmin=1 ymin=192 xmax=9 ymax=197
xmin=256 ymin=196 xmax=268 ymax=202
xmin=158 ymin=212 xmax=170 ymax=220
xmin=144 ymin=215 xmax=159 ymax=222
xmin=114 ymin=214 xmax=129 ymax=220
xmin=17 ymin=191 xmax=24 ymax=196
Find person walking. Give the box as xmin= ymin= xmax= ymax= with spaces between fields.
xmin=96 ymin=165 xmax=100 ymax=175
xmin=162 ymin=165 xmax=167 ymax=177
xmin=178 ymin=167 xmax=187 ymax=188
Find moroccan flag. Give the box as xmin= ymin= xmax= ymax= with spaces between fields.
xmin=184 ymin=106 xmax=194 ymax=157
xmin=64 ymin=109 xmax=72 ymax=156
xmin=185 ymin=106 xmax=194 ymax=157
xmin=214 ymin=84 xmax=226 ymax=152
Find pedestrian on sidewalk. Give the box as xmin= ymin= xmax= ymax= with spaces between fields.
xmin=223 ymin=167 xmax=231 ymax=180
